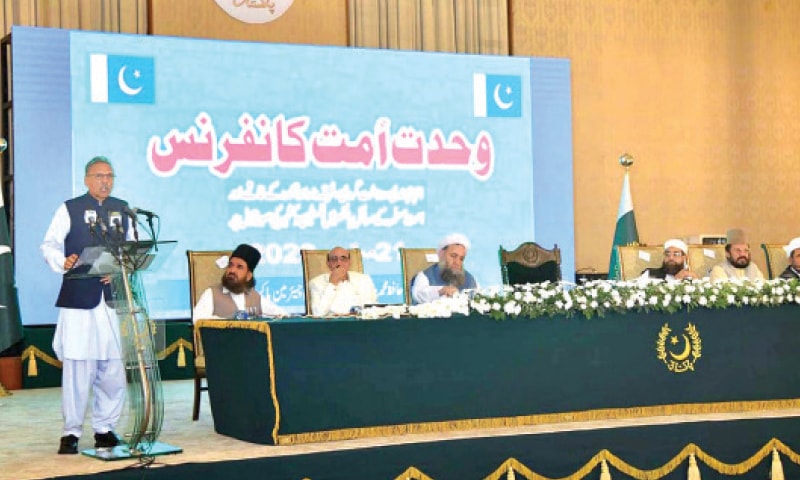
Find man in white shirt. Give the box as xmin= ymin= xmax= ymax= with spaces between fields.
xmin=192 ymin=244 xmax=285 ymax=321
xmin=709 ymin=228 xmax=764 ymax=282
xmin=638 ymin=239 xmax=698 ymax=282
xmin=411 ymin=233 xmax=478 ymax=304
xmin=308 ymin=246 xmax=377 ymax=316
xmin=41 ymin=156 xmax=131 ymax=454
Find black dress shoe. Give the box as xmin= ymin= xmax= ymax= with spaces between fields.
xmin=94 ymin=431 xmax=119 ymax=449
xmin=58 ymin=434 xmax=79 ymax=454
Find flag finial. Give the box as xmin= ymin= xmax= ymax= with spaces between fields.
xmin=618 ymin=153 xmax=634 ymax=169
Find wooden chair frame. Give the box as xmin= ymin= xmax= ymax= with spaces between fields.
xmin=616 ymin=245 xmax=664 ymax=280
xmin=762 ymin=243 xmax=789 ymax=280
xmin=186 ymin=249 xmax=231 ymax=421
xmin=498 ymin=242 xmax=561 ymax=285
xmin=398 ymin=247 xmax=438 ymax=304
xmin=686 ymin=244 xmax=726 ymax=278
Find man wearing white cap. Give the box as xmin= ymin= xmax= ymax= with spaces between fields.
xmin=709 ymin=228 xmax=764 ymax=282
xmin=411 ymin=233 xmax=478 ymax=304
xmin=639 ymin=239 xmax=698 ymax=281
xmin=779 ymin=237 xmax=800 ymax=280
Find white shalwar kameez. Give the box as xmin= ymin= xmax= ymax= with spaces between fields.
xmin=41 ymin=204 xmax=127 ymax=438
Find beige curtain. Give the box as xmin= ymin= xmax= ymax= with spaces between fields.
xmin=1 ymin=0 xmax=148 ymax=38
xmin=349 ymin=0 xmax=509 ymax=55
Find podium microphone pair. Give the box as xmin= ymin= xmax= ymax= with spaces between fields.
xmin=124 ymin=206 xmax=158 ymax=245
xmin=86 ymin=211 xmax=135 ymax=237
xmin=86 ymin=216 xmax=114 ymax=239
xmin=125 ymin=207 xmax=158 ymax=219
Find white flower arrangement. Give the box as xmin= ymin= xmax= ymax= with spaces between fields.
xmin=469 ymin=278 xmax=800 ymax=321
xmin=356 ymin=278 xmax=800 ymax=321
xmin=408 ymin=294 xmax=470 ymax=318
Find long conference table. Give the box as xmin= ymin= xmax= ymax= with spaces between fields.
xmin=196 ymin=304 xmax=800 ymax=445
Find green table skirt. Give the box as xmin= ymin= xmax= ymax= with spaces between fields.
xmin=198 ymin=305 xmax=800 ymax=445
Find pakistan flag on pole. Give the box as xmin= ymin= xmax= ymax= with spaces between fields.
xmin=0 ymin=183 xmax=22 ymax=354
xmin=608 ymin=167 xmax=639 ymax=279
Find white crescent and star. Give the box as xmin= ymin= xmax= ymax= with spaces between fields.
xmin=493 ymin=83 xmax=514 ymax=110
xmin=117 ymin=65 xmax=143 ymax=96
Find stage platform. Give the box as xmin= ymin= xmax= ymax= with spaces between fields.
xmin=3 ymin=380 xmax=800 ymax=479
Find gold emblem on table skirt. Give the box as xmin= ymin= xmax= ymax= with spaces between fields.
xmin=656 ymin=322 xmax=702 ymax=373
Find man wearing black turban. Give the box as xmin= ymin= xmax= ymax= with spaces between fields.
xmin=192 ymin=244 xmax=286 ymax=321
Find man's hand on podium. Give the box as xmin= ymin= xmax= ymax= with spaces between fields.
xmin=63 ymin=254 xmax=79 ymax=270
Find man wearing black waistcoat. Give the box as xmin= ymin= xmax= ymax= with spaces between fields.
xmin=41 ymin=156 xmax=131 ymax=455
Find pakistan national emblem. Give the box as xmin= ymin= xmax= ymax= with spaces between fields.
xmin=656 ymin=322 xmax=702 ymax=373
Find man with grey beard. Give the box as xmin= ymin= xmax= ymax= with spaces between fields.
xmin=411 ymin=233 xmax=478 ymax=304
xmin=709 ymin=228 xmax=764 ymax=282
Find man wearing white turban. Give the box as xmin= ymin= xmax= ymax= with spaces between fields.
xmin=411 ymin=233 xmax=478 ymax=304
xmin=639 ymin=239 xmax=698 ymax=281
xmin=779 ymin=237 xmax=800 ymax=280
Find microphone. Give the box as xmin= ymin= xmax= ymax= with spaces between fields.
xmin=84 ymin=210 xmax=98 ymax=235
xmin=122 ymin=206 xmax=140 ymax=242
xmin=122 ymin=206 xmax=138 ymax=220
xmin=84 ymin=209 xmax=97 ymax=225
xmin=109 ymin=212 xmax=124 ymax=236
xmin=97 ymin=216 xmax=109 ymax=236
xmin=129 ymin=207 xmax=158 ymax=219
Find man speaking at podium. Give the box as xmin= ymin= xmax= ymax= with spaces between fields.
xmin=41 ymin=156 xmax=132 ymax=455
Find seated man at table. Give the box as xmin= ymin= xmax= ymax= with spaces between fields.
xmin=709 ymin=228 xmax=764 ymax=282
xmin=639 ymin=239 xmax=698 ymax=281
xmin=779 ymin=237 xmax=800 ymax=280
xmin=411 ymin=233 xmax=478 ymax=304
xmin=308 ymin=246 xmax=378 ymax=316
xmin=193 ymin=244 xmax=285 ymax=321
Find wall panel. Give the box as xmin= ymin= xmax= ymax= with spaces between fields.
xmin=512 ymin=0 xmax=800 ymax=276
xmin=1 ymin=0 xmax=147 ymax=36
xmin=149 ymin=0 xmax=347 ymax=46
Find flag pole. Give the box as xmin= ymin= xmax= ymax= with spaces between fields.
xmin=608 ymin=153 xmax=640 ymax=279
xmin=0 ymin=136 xmax=20 ymax=397
xmin=0 ymin=137 xmax=7 ymax=396
xmin=619 ymin=152 xmax=634 ymax=171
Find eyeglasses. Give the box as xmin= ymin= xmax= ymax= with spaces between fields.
xmin=328 ymin=255 xmax=350 ymax=262
xmin=87 ymin=173 xmax=116 ymax=180
xmin=663 ymin=251 xmax=685 ymax=258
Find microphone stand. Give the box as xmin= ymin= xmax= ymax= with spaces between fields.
xmin=84 ymin=209 xmax=179 ymax=460
xmin=127 ymin=213 xmax=139 ymax=243
xmin=145 ymin=216 xmax=156 ymax=251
